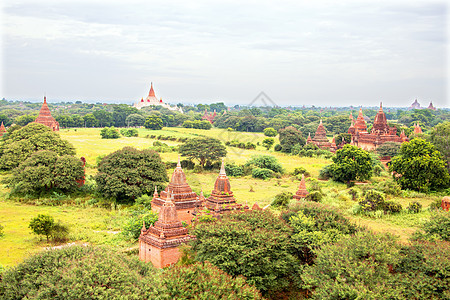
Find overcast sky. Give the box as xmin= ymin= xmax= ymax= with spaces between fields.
xmin=1 ymin=0 xmax=448 ymax=107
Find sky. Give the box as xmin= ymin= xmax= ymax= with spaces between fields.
xmin=1 ymin=0 xmax=448 ymax=107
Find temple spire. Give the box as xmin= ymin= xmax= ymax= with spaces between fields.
xmin=219 ymin=159 xmax=226 ymax=176
xmin=177 ymin=155 xmax=181 ymax=168
xmin=148 ymin=82 xmax=155 ymax=97
xmin=44 ymin=96 xmax=47 ymax=104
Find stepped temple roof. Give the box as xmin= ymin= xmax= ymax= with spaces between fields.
xmin=371 ymin=103 xmax=391 ymax=135
xmin=410 ymin=99 xmax=421 ymax=110
xmin=152 ymin=157 xmax=200 ymax=213
xmin=413 ymin=123 xmax=423 ymax=134
xmin=205 ymin=159 xmax=238 ymax=211
xmin=139 ymin=196 xmax=192 ymax=250
xmin=427 ymin=102 xmax=436 ymax=111
xmin=202 ymin=109 xmax=217 ymax=124
xmin=312 ymin=119 xmax=328 ymax=143
xmin=354 ymin=108 xmax=367 ymax=133
xmin=34 ymin=97 xmax=59 ymax=131
xmin=293 ymin=174 xmax=309 ymax=200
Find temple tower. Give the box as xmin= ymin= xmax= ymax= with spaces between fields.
xmin=139 ymin=196 xmax=192 ymax=268
xmin=371 ymin=103 xmax=390 ymax=135
xmin=34 ymin=97 xmax=59 ymax=131
xmin=413 ymin=123 xmax=423 ymax=134
xmin=354 ymin=108 xmax=367 ymax=133
xmin=205 ymin=159 xmax=238 ymax=211
xmin=151 ymin=157 xmax=200 ymax=224
xmin=0 ymin=122 xmax=6 ymax=137
xmin=293 ymin=174 xmax=309 ymax=200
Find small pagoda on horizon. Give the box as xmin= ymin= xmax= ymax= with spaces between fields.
xmin=34 ymin=97 xmax=59 ymax=131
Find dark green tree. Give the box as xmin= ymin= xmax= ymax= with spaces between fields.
xmin=376 ymin=141 xmax=401 ymax=157
xmin=29 ymin=214 xmax=55 ymax=241
xmin=191 ymin=210 xmax=300 ymax=296
xmin=0 ymin=123 xmax=75 ymax=170
xmin=14 ymin=114 xmax=36 ymax=126
xmin=125 ymin=113 xmax=146 ymax=127
xmin=263 ymin=127 xmax=277 ymax=137
xmin=112 ymin=104 xmax=139 ymax=127
xmin=179 ymin=137 xmax=227 ymax=167
xmin=245 ymin=155 xmax=283 ymax=173
xmin=144 ymin=115 xmax=163 ymax=130
xmin=93 ymin=110 xmax=113 ymax=127
xmin=95 ymin=147 xmax=168 ymax=202
xmin=429 ymin=121 xmax=450 ymax=169
xmin=334 ymin=133 xmax=351 ymax=146
xmin=9 ymin=150 xmax=84 ymax=195
xmin=83 ymin=113 xmax=98 ymax=127
xmin=262 ymin=137 xmax=275 ymax=150
xmin=100 ymin=127 xmax=120 ymax=139
xmin=324 ymin=115 xmax=351 ymax=134
xmin=389 ymin=138 xmax=450 ymax=192
xmin=329 ymin=144 xmax=373 ymax=184
xmin=279 ymin=126 xmax=305 ymax=153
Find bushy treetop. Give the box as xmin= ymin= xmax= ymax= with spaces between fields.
xmin=329 ymin=144 xmax=373 ymax=184
xmin=179 ymin=137 xmax=227 ymax=167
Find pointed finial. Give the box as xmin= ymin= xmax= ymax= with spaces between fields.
xmin=141 ymin=220 xmax=146 ymax=232
xmin=44 ymin=96 xmax=47 ymax=104
xmin=154 ymin=186 xmax=158 ymax=196
xmin=319 ymin=119 xmax=323 ymax=125
xmin=200 ymin=188 xmax=204 ymax=197
xmin=177 ymin=155 xmax=181 ymax=168
xmin=219 ymin=158 xmax=226 ymax=176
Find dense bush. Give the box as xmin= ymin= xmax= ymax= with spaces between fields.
xmin=274 ymin=144 xmax=282 ymax=151
xmin=0 ymin=246 xmax=155 ymax=299
xmin=376 ymin=141 xmax=401 ymax=157
xmin=416 ymin=212 xmax=450 ymax=241
xmin=120 ymin=128 xmax=138 ymax=137
xmin=329 ymin=145 xmax=373 ymax=184
xmin=301 ymin=231 xmax=401 ymax=300
xmin=263 ymin=127 xmax=277 ymax=137
xmin=389 ymin=138 xmax=450 ymax=192
xmin=179 ymin=137 xmax=227 ymax=167
xmin=305 ymin=191 xmax=323 ymax=202
xmin=225 ymin=139 xmax=256 ymax=150
xmin=375 ymin=179 xmax=402 ymax=196
xmin=225 ymin=163 xmax=244 ymax=177
xmin=0 ymin=123 xmax=75 ymax=170
xmin=318 ymin=165 xmax=332 ymax=180
xmin=407 ymin=201 xmax=422 ymax=213
xmin=182 ymin=120 xmax=212 ymax=129
xmin=358 ymin=190 xmax=385 ymax=212
xmin=100 ymin=126 xmax=120 ymax=139
xmin=0 ymin=224 xmax=3 ymax=238
xmin=144 ymin=115 xmax=163 ymax=130
xmin=245 ymin=155 xmax=283 ymax=173
xmin=279 ymin=126 xmax=305 ymax=153
xmin=382 ymin=201 xmax=403 ymax=214
xmin=271 ymin=191 xmax=293 ymax=207
xmin=252 ymin=167 xmax=274 ymax=180
xmin=28 ymin=214 xmax=55 ymax=241
xmin=262 ymin=137 xmax=275 ymax=150
xmin=291 ymin=167 xmax=310 ymax=177
xmin=8 ymin=150 xmax=85 ymax=196
xmin=95 ymin=147 xmax=168 ymax=202
xmin=122 ymin=209 xmax=158 ymax=240
xmin=191 ymin=210 xmax=300 ymax=296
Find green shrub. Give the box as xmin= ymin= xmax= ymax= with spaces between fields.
xmin=348 ymin=188 xmax=358 ymax=200
xmin=274 ymin=144 xmax=282 ymax=151
xmin=245 ymin=155 xmax=283 ymax=173
xmin=407 ymin=201 xmax=422 ymax=213
xmin=375 ymin=180 xmax=402 ymax=196
xmin=120 ymin=128 xmax=138 ymax=137
xmin=193 ymin=165 xmax=204 ymax=173
xmin=382 ymin=201 xmax=403 ymax=214
xmin=318 ymin=165 xmax=332 ymax=180
xmin=420 ymin=212 xmax=450 ymax=241
xmin=373 ymin=164 xmax=384 ymax=176
xmin=225 ymin=163 xmax=244 ymax=177
xmin=305 ymin=191 xmax=323 ymax=202
xmin=358 ymin=190 xmax=385 ymax=212
xmin=271 ymin=191 xmax=293 ymax=207
xmin=135 ymin=194 xmax=152 ymax=209
xmin=292 ymin=167 xmax=310 ymax=177
xmin=252 ymin=167 xmax=274 ymax=180
xmin=263 ymin=127 xmax=277 ymax=137
xmin=50 ymin=221 xmax=69 ymax=242
xmin=0 ymin=224 xmax=4 ymax=238
xmin=29 ymin=214 xmax=55 ymax=241
xmin=122 ymin=210 xmax=158 ymax=240
xmin=100 ymin=126 xmax=120 ymax=139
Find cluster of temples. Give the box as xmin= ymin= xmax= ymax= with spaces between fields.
xmin=140 ymin=157 xmax=313 ymax=268
xmin=348 ymin=104 xmax=408 ymax=151
xmin=201 ymin=109 xmax=217 ymax=123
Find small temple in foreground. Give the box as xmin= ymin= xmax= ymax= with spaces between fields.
xmin=293 ymin=174 xmax=309 ymax=200
xmin=348 ymin=103 xmax=408 ymax=151
xmin=139 ymin=196 xmax=193 ymax=268
xmin=133 ymin=82 xmax=182 ymax=112
xmin=34 ymin=97 xmax=59 ymax=131
xmin=0 ymin=122 xmax=6 ymax=137
xmin=151 ymin=157 xmax=202 ymax=225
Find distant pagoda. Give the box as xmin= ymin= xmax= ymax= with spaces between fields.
xmin=133 ymin=82 xmax=182 ymax=112
xmin=151 ymin=157 xmax=201 ymax=224
xmin=0 ymin=122 xmax=6 ymax=137
xmin=34 ymin=97 xmax=59 ymax=131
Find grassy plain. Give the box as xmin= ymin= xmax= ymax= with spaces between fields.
xmin=0 ymin=126 xmax=443 ymax=266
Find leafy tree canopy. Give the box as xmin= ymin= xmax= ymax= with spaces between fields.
xmin=29 ymin=214 xmax=55 ymax=241
xmin=9 ymin=150 xmax=84 ymax=195
xmin=245 ymin=155 xmax=283 ymax=173
xmin=0 ymin=123 xmax=75 ymax=170
xmin=329 ymin=144 xmax=373 ymax=184
xmin=389 ymin=138 xmax=450 ymax=192
xmin=429 ymin=121 xmax=450 ymax=169
xmin=144 ymin=115 xmax=163 ymax=130
xmin=94 ymin=147 xmax=168 ymax=202
xmin=179 ymin=137 xmax=227 ymax=167
xmin=279 ymin=126 xmax=305 ymax=153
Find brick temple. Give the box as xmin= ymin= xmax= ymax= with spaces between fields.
xmin=0 ymin=122 xmax=6 ymax=137
xmin=348 ymin=103 xmax=408 ymax=151
xmin=34 ymin=97 xmax=59 ymax=131
xmin=151 ymin=157 xmax=202 ymax=225
xmin=139 ymin=196 xmax=193 ymax=268
xmin=133 ymin=82 xmax=181 ymax=112
xmin=205 ymin=159 xmax=240 ymax=212
xmin=202 ymin=109 xmax=217 ymax=123
xmin=293 ymin=174 xmax=309 ymax=200
xmin=307 ymin=119 xmax=336 ymax=151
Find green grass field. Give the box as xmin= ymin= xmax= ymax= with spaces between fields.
xmin=0 ymin=126 xmax=443 ymax=266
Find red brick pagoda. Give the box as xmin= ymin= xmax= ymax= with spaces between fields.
xmin=34 ymin=97 xmax=59 ymax=131
xmin=151 ymin=157 xmax=201 ymax=224
xmin=0 ymin=122 xmax=6 ymax=137
xmin=413 ymin=123 xmax=423 ymax=134
xmin=308 ymin=119 xmax=333 ymax=150
xmin=202 ymin=109 xmax=217 ymax=124
xmin=205 ymin=159 xmax=239 ymax=212
xmin=139 ymin=196 xmax=193 ymax=268
xmin=293 ymin=174 xmax=309 ymax=200
xmin=348 ymin=103 xmax=408 ymax=151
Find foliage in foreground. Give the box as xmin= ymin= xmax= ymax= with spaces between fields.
xmin=0 ymin=246 xmax=263 ymax=300
xmin=191 ymin=210 xmax=300 ymax=296
xmin=412 ymin=211 xmax=450 ymax=242
xmin=95 ymin=147 xmax=168 ymax=202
